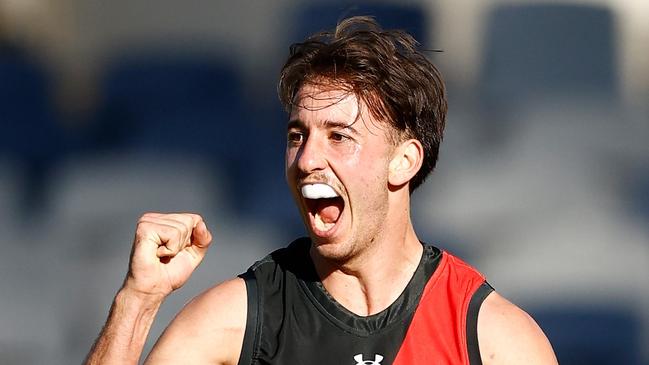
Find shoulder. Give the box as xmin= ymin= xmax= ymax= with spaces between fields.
xmin=249 ymin=237 xmax=312 ymax=277
xmin=145 ymin=278 xmax=247 ymax=365
xmin=477 ymin=291 xmax=558 ymax=365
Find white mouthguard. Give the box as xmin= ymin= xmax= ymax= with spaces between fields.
xmin=301 ymin=183 xmax=339 ymax=199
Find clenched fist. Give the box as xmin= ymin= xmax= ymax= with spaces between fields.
xmin=123 ymin=213 xmax=213 ymax=299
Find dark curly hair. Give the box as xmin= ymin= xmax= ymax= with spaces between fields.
xmin=278 ymin=16 xmax=447 ymax=191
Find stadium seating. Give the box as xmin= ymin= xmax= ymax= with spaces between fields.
xmin=0 ymin=49 xmax=69 ymax=215
xmin=287 ymin=2 xmax=429 ymax=45
xmin=0 ymin=51 xmax=58 ymax=159
xmin=534 ymin=306 xmax=642 ymax=365
xmin=479 ymin=4 xmax=617 ymax=105
xmin=41 ymin=153 xmax=281 ymax=361
xmin=94 ymin=50 xmax=253 ymax=183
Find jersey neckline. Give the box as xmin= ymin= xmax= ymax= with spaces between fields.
xmin=293 ymin=238 xmax=442 ymax=336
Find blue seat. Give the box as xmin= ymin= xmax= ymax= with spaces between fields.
xmin=0 ymin=53 xmax=61 ymax=163
xmin=288 ymin=2 xmax=430 ymax=46
xmin=95 ymin=51 xmax=253 ymax=175
xmin=533 ymin=306 xmax=642 ymax=365
xmin=0 ymin=51 xmax=65 ymax=215
xmin=479 ymin=4 xmax=618 ymax=104
xmin=91 ymin=51 xmax=264 ymax=207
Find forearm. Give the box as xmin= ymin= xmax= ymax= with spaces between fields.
xmin=85 ymin=287 xmax=164 ymax=365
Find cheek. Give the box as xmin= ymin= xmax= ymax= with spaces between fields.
xmin=349 ymin=143 xmax=388 ymax=170
xmin=343 ymin=150 xmax=390 ymax=191
xmin=334 ymin=143 xmax=361 ymax=165
xmin=285 ymin=149 xmax=297 ymax=179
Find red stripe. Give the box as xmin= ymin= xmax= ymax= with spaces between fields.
xmin=393 ymin=252 xmax=485 ymax=364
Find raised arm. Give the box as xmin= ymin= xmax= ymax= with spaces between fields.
xmin=144 ymin=277 xmax=247 ymax=364
xmin=85 ymin=212 xmax=233 ymax=364
xmin=478 ymin=292 xmax=558 ymax=365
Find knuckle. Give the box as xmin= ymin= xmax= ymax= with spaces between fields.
xmin=173 ymin=225 xmax=185 ymax=239
xmin=135 ymin=220 xmax=150 ymax=233
xmin=135 ymin=221 xmax=157 ymax=236
xmin=163 ymin=213 xmax=183 ymax=223
xmin=181 ymin=212 xmax=199 ymax=223
xmin=175 ymin=215 xmax=196 ymax=232
xmin=183 ymin=212 xmax=202 ymax=225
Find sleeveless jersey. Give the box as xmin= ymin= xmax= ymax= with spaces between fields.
xmin=237 ymin=238 xmax=493 ymax=365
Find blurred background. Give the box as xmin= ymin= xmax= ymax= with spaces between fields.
xmin=0 ymin=0 xmax=647 ymax=364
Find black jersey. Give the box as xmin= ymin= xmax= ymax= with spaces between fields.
xmin=237 ymin=238 xmax=492 ymax=365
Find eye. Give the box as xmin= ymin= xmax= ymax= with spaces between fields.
xmin=330 ymin=132 xmax=349 ymax=142
xmin=287 ymin=131 xmax=304 ymax=144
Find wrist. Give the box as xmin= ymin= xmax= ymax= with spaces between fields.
xmin=117 ymin=284 xmax=167 ymax=308
xmin=85 ymin=285 xmax=165 ymax=365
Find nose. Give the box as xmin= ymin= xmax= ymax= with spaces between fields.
xmin=296 ymin=134 xmax=327 ymax=174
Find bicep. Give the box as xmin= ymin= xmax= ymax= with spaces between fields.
xmin=145 ymin=278 xmax=247 ymax=365
xmin=477 ymin=292 xmax=558 ymax=365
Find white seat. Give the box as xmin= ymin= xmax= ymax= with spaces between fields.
xmin=39 ymin=152 xmax=281 ymax=362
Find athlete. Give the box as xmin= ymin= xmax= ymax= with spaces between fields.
xmin=85 ymin=17 xmax=557 ymax=364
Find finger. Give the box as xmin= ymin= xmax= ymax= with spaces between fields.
xmin=179 ymin=213 xmax=203 ymax=229
xmin=155 ymin=213 xmax=208 ymax=249
xmin=143 ymin=213 xmax=202 ymax=255
xmin=191 ymin=220 xmax=212 ymax=250
xmin=138 ymin=213 xmax=207 ymax=253
xmin=141 ymin=212 xmax=202 ymax=228
xmin=141 ymin=212 xmax=192 ymax=229
xmin=140 ymin=212 xmax=164 ymax=219
xmin=138 ymin=218 xmax=190 ymax=256
xmin=157 ymin=244 xmax=175 ymax=258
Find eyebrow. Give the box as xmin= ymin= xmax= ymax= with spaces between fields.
xmin=287 ymin=119 xmax=360 ymax=135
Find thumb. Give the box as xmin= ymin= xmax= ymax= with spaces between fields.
xmin=192 ymin=220 xmax=212 ymax=250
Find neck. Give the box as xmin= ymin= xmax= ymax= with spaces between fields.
xmin=312 ymin=196 xmax=423 ymax=316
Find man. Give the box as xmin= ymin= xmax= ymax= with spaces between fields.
xmin=86 ymin=17 xmax=557 ymax=364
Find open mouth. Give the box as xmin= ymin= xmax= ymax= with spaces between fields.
xmin=301 ymin=183 xmax=345 ymax=235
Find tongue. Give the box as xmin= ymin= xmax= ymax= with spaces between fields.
xmin=317 ymin=199 xmax=343 ymax=224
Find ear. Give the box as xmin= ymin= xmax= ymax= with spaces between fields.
xmin=388 ymin=139 xmax=423 ymax=187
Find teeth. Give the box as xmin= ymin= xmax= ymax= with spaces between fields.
xmin=314 ymin=215 xmax=335 ymax=231
xmin=301 ymin=183 xmax=339 ymax=199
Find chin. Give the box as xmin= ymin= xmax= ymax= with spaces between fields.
xmin=308 ymin=235 xmax=357 ymax=264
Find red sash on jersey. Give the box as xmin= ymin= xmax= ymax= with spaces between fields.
xmin=393 ymin=252 xmax=487 ymax=364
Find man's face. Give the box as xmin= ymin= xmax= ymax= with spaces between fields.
xmin=286 ymin=83 xmax=395 ymax=261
